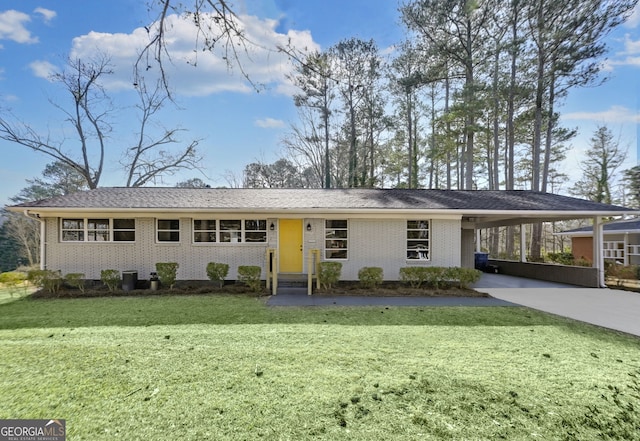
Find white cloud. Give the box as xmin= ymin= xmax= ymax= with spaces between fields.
xmin=0 ymin=10 xmax=37 ymax=44
xmin=563 ymin=105 xmax=640 ymax=123
xmin=603 ymin=34 xmax=640 ymax=69
xmin=34 ymin=7 xmax=57 ymax=23
xmin=29 ymin=60 xmax=58 ymax=79
xmin=255 ymin=117 xmax=285 ymax=128
xmin=68 ymin=13 xmax=319 ymax=97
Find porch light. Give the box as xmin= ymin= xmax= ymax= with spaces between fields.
xmin=306 ymin=222 xmax=312 ymax=231
xmin=270 ymin=222 xmax=275 ymax=231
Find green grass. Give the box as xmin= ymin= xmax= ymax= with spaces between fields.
xmin=0 ymin=283 xmax=34 ymax=305
xmin=1 ymin=294 xmax=639 ymax=440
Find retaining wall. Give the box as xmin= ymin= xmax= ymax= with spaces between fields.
xmin=488 ymin=259 xmax=600 ymax=288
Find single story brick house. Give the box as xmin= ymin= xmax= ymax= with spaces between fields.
xmin=557 ymin=218 xmax=640 ymax=265
xmin=7 ymin=188 xmax=638 ymax=286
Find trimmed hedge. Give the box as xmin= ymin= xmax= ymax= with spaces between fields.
xmin=28 ymin=269 xmax=63 ymax=294
xmin=100 ymin=269 xmax=121 ymax=292
xmin=237 ymin=266 xmax=262 ymax=292
xmin=319 ymin=262 xmax=342 ymax=290
xmin=358 ymin=267 xmax=383 ymax=289
xmin=156 ymin=263 xmax=179 ymax=289
xmin=64 ymin=273 xmax=86 ymax=293
xmin=399 ymin=267 xmax=481 ymax=289
xmin=206 ymin=262 xmax=229 ymax=288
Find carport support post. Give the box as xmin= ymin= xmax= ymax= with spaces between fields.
xmin=593 ymin=216 xmax=605 ymax=287
xmin=520 ymin=224 xmax=527 ymax=262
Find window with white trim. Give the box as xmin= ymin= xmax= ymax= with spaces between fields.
xmin=61 ymin=218 xmax=136 ymax=242
xmin=244 ymin=220 xmax=267 ymax=242
xmin=194 ymin=220 xmax=217 ymax=242
xmin=193 ymin=219 xmax=267 ymax=243
xmin=113 ymin=219 xmax=136 ymax=241
xmin=407 ymin=220 xmax=429 ymax=260
xmin=325 ymin=220 xmax=348 ymax=259
xmin=220 ymin=219 xmax=242 ymax=243
xmin=157 ymin=219 xmax=180 ymax=242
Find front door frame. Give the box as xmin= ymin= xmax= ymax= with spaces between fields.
xmin=278 ymin=219 xmax=304 ymax=273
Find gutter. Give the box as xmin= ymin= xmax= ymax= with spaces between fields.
xmin=24 ymin=210 xmax=45 ymax=270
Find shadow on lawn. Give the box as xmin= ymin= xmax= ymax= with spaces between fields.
xmin=0 ymin=289 xmax=582 ymax=331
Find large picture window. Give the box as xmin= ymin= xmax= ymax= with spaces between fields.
xmin=157 ymin=219 xmax=180 ymax=242
xmin=61 ymin=218 xmax=135 ymax=242
xmin=407 ymin=220 xmax=429 ymax=260
xmin=193 ymin=219 xmax=267 ymax=243
xmin=325 ymin=219 xmax=348 ymax=259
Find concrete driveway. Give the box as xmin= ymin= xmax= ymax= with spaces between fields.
xmin=473 ymin=273 xmax=640 ymax=337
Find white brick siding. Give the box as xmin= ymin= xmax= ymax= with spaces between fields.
xmin=44 ymin=216 xmax=462 ymax=281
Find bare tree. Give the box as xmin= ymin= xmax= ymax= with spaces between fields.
xmin=123 ymin=79 xmax=202 ymax=187
xmin=0 ymin=55 xmax=202 ymax=190
xmin=0 ymin=55 xmax=113 ymax=189
xmin=282 ymin=109 xmax=328 ymax=188
xmin=139 ymin=0 xmax=256 ymax=97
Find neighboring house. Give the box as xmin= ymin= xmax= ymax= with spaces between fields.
xmin=6 ymin=188 xmax=637 ymax=283
xmin=557 ymin=218 xmax=640 ymax=265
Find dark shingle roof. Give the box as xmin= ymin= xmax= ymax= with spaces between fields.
xmin=8 ymin=187 xmax=635 ymax=213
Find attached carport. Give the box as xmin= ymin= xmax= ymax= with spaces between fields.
xmin=460 ymin=192 xmax=640 ymax=288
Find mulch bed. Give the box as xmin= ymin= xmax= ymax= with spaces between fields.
xmin=313 ymin=284 xmax=487 ymax=297
xmin=29 ymin=281 xmax=487 ymax=299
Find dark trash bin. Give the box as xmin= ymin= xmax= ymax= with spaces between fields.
xmin=474 ymin=252 xmax=489 ymax=271
xmin=122 ymin=270 xmax=138 ymax=292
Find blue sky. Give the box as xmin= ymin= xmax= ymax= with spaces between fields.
xmin=0 ymin=0 xmax=639 ymax=206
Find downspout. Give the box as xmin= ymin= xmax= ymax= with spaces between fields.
xmin=24 ymin=210 xmax=45 ymax=270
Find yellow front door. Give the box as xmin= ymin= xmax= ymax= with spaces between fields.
xmin=279 ymin=219 xmax=303 ymax=273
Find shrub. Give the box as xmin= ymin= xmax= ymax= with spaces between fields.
xmin=546 ymin=251 xmax=575 ymax=265
xmin=319 ymin=262 xmax=342 ymax=290
xmin=444 ymin=267 xmax=482 ymax=288
xmin=27 ymin=269 xmax=63 ymax=294
xmin=400 ymin=266 xmax=481 ymax=289
xmin=606 ymin=264 xmax=639 ymax=280
xmin=574 ymin=258 xmax=591 ymax=267
xmin=156 ymin=263 xmax=179 ymax=289
xmin=64 ymin=273 xmax=86 ymax=293
xmin=206 ymin=262 xmax=229 ymax=288
xmin=358 ymin=267 xmax=383 ymax=289
xmin=100 ymin=269 xmax=121 ymax=292
xmin=422 ymin=267 xmax=448 ymax=289
xmin=399 ymin=267 xmax=428 ymax=288
xmin=0 ymin=271 xmax=28 ymax=297
xmin=237 ymin=265 xmax=261 ymax=292
xmin=400 ymin=267 xmax=448 ymax=289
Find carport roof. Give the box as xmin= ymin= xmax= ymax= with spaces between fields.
xmin=8 ymin=188 xmax=638 ymax=226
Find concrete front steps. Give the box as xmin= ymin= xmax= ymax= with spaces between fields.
xmin=275 ymin=273 xmax=309 ymax=295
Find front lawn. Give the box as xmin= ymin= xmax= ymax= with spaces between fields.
xmin=0 ymin=295 xmax=639 ymax=440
